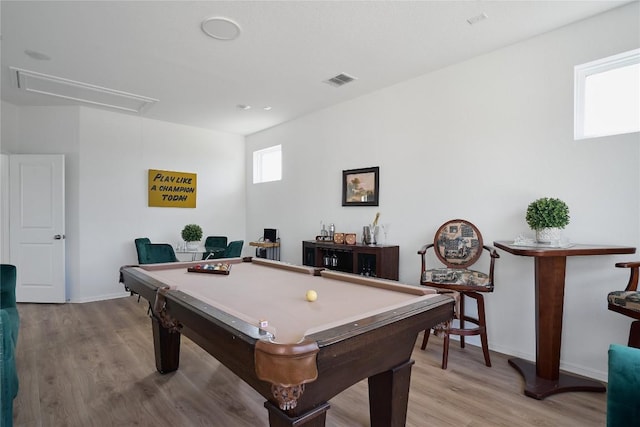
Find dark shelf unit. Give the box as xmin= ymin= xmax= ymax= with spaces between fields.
xmin=302 ymin=240 xmax=399 ymax=280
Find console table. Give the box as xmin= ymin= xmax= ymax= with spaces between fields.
xmin=302 ymin=240 xmax=399 ymax=280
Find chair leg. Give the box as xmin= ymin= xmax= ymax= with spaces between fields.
xmin=442 ymin=329 xmax=451 ymax=369
xmin=450 ymin=292 xmax=491 ymax=368
xmin=629 ymin=320 xmax=640 ymax=349
xmin=475 ymin=293 xmax=491 ymax=367
xmin=459 ymin=294 xmax=466 ymax=348
xmin=420 ymin=328 xmax=431 ymax=350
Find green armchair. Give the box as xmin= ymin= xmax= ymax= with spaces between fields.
xmin=607 ymin=344 xmax=640 ymax=426
xmin=202 ymin=236 xmax=228 ymax=260
xmin=134 ymin=239 xmax=178 ymax=264
xmin=1 ymin=264 xmax=19 ymax=427
xmin=223 ymin=240 xmax=244 ymax=258
xmin=145 ymin=244 xmax=179 ymax=263
xmin=134 ymin=237 xmax=151 ymax=264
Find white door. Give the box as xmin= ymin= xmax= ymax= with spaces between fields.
xmin=10 ymin=154 xmax=66 ymax=303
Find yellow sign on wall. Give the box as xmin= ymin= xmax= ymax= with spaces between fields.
xmin=148 ymin=169 xmax=197 ymax=208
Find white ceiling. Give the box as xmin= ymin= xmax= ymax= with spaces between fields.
xmin=1 ymin=1 xmax=635 ymax=136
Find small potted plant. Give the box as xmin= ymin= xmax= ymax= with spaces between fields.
xmin=525 ymin=197 xmax=570 ymax=243
xmin=181 ymin=224 xmax=203 ymax=249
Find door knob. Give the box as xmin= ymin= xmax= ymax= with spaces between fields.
xmin=54 ymin=234 xmax=65 ymax=240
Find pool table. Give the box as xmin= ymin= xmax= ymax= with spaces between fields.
xmin=119 ymin=257 xmax=453 ymax=427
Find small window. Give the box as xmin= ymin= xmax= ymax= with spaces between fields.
xmin=253 ymin=145 xmax=281 ymax=184
xmin=574 ymin=49 xmax=640 ymax=140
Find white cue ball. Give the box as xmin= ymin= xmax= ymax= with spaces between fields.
xmin=306 ymin=290 xmax=318 ymax=302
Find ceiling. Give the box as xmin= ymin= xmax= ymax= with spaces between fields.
xmin=1 ymin=1 xmax=635 ymax=136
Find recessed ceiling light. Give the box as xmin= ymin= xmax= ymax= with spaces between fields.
xmin=263 ymin=106 xmax=272 ymax=111
xmin=201 ymin=17 xmax=242 ymax=41
xmin=237 ymin=104 xmax=251 ymax=110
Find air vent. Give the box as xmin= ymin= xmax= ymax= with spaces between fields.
xmin=11 ymin=67 xmax=158 ymax=113
xmin=323 ymin=73 xmax=358 ymax=87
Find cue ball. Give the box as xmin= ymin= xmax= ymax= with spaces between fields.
xmin=306 ymin=290 xmax=318 ymax=302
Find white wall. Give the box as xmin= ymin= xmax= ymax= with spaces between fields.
xmin=2 ymin=105 xmax=246 ymax=302
xmin=2 ymin=105 xmax=81 ymax=296
xmin=1 ymin=102 xmax=19 ymax=263
xmin=0 ymin=153 xmax=8 ymax=263
xmin=245 ymin=3 xmax=640 ymax=381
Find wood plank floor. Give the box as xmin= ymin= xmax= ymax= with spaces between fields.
xmin=13 ymin=296 xmax=607 ymax=426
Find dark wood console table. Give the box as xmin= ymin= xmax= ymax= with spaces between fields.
xmin=494 ymin=241 xmax=636 ymax=399
xmin=302 ymin=240 xmax=399 ymax=280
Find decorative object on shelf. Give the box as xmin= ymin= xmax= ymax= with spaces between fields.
xmin=525 ymin=197 xmax=570 ymax=244
xmin=363 ymin=212 xmax=380 ymax=245
xmin=362 ymin=226 xmax=378 ymax=245
xmin=334 ymin=233 xmax=345 ymax=244
xmin=342 ymin=166 xmax=379 ymax=206
xmin=345 ymin=233 xmax=357 ymax=245
xmin=320 ymin=222 xmax=328 ymax=238
xmin=372 ymin=212 xmax=380 ymax=227
xmin=181 ymin=224 xmax=203 ymax=250
xmin=381 ymin=223 xmax=390 ymax=244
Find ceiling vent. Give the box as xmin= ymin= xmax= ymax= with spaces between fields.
xmin=323 ymin=73 xmax=358 ymax=88
xmin=11 ymin=67 xmax=158 ymax=113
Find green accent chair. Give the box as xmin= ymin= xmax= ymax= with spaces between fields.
xmin=608 ymin=261 xmax=640 ymax=348
xmin=134 ymin=237 xmax=151 ymax=264
xmin=223 ymin=240 xmax=244 ymax=258
xmin=607 ymin=344 xmax=640 ymax=426
xmin=202 ymin=236 xmax=228 ymax=260
xmin=146 ymin=244 xmax=179 ymax=263
xmin=418 ymin=219 xmax=499 ymax=369
xmin=1 ymin=264 xmax=19 ymax=427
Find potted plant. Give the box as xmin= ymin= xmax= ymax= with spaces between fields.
xmin=525 ymin=197 xmax=570 ymax=243
xmin=181 ymin=224 xmax=203 ymax=249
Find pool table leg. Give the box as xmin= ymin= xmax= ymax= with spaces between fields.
xmin=264 ymin=401 xmax=330 ymax=427
xmin=368 ymin=359 xmax=414 ymax=427
xmin=151 ymin=315 xmax=181 ymax=374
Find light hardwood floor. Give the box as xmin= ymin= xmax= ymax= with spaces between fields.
xmin=14 ymin=296 xmax=607 ymax=426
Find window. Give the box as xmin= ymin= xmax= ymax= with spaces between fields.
xmin=253 ymin=145 xmax=281 ymax=184
xmin=574 ymin=49 xmax=640 ymax=140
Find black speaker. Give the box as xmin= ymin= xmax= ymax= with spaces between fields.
xmin=264 ymin=228 xmax=277 ymax=243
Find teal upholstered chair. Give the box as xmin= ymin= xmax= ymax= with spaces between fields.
xmin=223 ymin=240 xmax=244 ymax=258
xmin=134 ymin=237 xmax=151 ymax=264
xmin=202 ymin=236 xmax=227 ymax=260
xmin=1 ymin=264 xmax=19 ymax=427
xmin=608 ymin=261 xmax=640 ymax=348
xmin=418 ymin=219 xmax=499 ymax=369
xmin=145 ymin=243 xmax=179 ymax=263
xmin=607 ymin=344 xmax=640 ymax=426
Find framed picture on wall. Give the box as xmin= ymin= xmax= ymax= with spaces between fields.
xmin=342 ymin=166 xmax=379 ymax=206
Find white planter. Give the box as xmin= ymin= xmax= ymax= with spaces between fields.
xmin=536 ymin=227 xmax=562 ymax=244
xmin=186 ymin=241 xmax=199 ymax=250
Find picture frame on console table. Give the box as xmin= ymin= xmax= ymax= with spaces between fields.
xmin=342 ymin=166 xmax=379 ymax=206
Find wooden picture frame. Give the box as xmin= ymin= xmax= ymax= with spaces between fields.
xmin=342 ymin=167 xmax=379 ymax=206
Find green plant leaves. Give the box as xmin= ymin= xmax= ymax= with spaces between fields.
xmin=181 ymin=224 xmax=203 ymax=242
xmin=525 ymin=197 xmax=570 ymax=230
